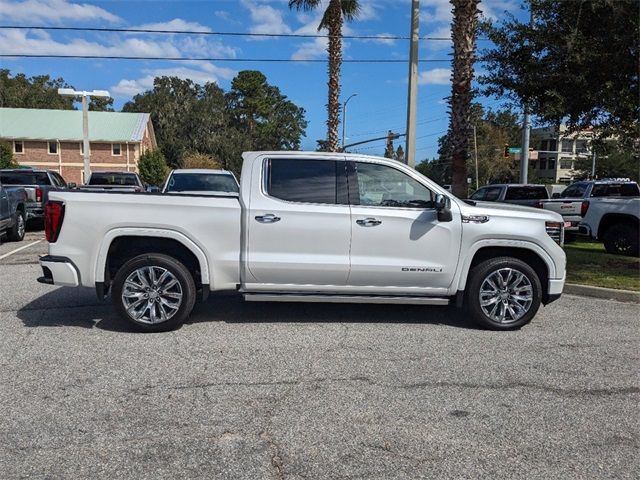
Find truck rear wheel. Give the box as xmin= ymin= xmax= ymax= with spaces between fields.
xmin=465 ymin=257 xmax=542 ymax=330
xmin=7 ymin=211 xmax=26 ymax=242
xmin=602 ymin=223 xmax=639 ymax=257
xmin=112 ymin=253 xmax=196 ymax=332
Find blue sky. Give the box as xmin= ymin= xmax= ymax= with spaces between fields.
xmin=0 ymin=0 xmax=527 ymax=161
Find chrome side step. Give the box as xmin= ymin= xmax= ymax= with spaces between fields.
xmin=243 ymin=293 xmax=449 ymax=306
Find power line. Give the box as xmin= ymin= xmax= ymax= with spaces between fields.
xmin=0 ymin=54 xmax=451 ymax=63
xmin=0 ymin=25 xmax=491 ymax=41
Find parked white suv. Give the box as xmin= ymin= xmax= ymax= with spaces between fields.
xmin=37 ymin=152 xmax=566 ymax=332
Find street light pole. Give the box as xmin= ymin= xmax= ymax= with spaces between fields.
xmin=405 ymin=0 xmax=420 ymax=168
xmin=473 ymin=125 xmax=479 ymax=189
xmin=341 ymin=93 xmax=358 ymax=149
xmin=57 ymin=88 xmax=110 ymax=183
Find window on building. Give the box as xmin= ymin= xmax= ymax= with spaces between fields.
xmin=48 ymin=141 xmax=58 ymax=155
xmin=539 ymin=160 xmax=547 ymax=170
xmin=548 ymin=159 xmax=556 ymax=170
xmin=575 ymin=139 xmax=588 ymax=153
xmin=540 ymin=140 xmax=548 ymax=151
xmin=112 ymin=143 xmax=122 ymax=156
xmin=13 ymin=141 xmax=24 ymax=154
xmin=560 ymin=159 xmax=574 ymax=169
xmin=549 ymin=139 xmax=557 ymax=151
xmin=561 ymin=139 xmax=573 ymax=153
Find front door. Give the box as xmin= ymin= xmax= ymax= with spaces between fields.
xmin=348 ymin=161 xmax=462 ymax=294
xmin=245 ymin=155 xmax=351 ymax=289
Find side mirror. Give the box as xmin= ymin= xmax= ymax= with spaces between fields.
xmin=67 ymin=182 xmax=77 ymax=189
xmin=434 ymin=193 xmax=452 ymax=222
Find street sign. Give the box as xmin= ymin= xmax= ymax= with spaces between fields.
xmin=508 ymin=147 xmax=522 ymax=154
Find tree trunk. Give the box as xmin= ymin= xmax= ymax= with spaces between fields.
xmin=449 ymin=0 xmax=480 ymax=197
xmin=326 ymin=0 xmax=343 ymax=152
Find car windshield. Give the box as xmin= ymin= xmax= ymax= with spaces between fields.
xmin=0 ymin=172 xmax=51 ymax=185
xmin=504 ymin=186 xmax=548 ymax=200
xmin=89 ymin=173 xmax=139 ymax=186
xmin=167 ymin=173 xmax=239 ymax=193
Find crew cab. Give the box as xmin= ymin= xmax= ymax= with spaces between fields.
xmin=0 ymin=179 xmax=27 ymax=242
xmin=542 ymin=179 xmax=640 ymax=233
xmin=578 ymin=197 xmax=640 ymax=257
xmin=0 ymin=168 xmax=70 ymax=221
xmin=38 ymin=152 xmax=567 ymax=332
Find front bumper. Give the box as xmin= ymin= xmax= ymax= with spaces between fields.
xmin=38 ymin=255 xmax=80 ymax=286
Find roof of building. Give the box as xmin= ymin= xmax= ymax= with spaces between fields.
xmin=0 ymin=107 xmax=151 ymax=142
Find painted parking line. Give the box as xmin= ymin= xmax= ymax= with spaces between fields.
xmin=0 ymin=240 xmax=43 ymax=261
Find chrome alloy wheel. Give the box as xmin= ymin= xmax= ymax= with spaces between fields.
xmin=17 ymin=214 xmax=25 ymax=238
xmin=121 ymin=266 xmax=183 ymax=324
xmin=479 ymin=268 xmax=533 ymax=324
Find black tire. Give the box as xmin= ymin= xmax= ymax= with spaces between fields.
xmin=112 ymin=253 xmax=196 ymax=332
xmin=602 ymin=223 xmax=639 ymax=257
xmin=564 ymin=232 xmax=577 ymax=244
xmin=465 ymin=257 xmax=542 ymax=330
xmin=7 ymin=210 xmax=26 ymax=242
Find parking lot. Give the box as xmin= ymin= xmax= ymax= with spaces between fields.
xmin=0 ymin=234 xmax=638 ymax=479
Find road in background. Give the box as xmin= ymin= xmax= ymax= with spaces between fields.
xmin=0 ymin=240 xmax=638 ymax=479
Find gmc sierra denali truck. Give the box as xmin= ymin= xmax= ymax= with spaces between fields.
xmin=38 ymin=152 xmax=567 ymax=332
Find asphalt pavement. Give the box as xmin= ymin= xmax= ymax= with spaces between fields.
xmin=0 ymin=233 xmax=638 ymax=479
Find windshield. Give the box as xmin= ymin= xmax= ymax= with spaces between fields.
xmin=166 ymin=173 xmax=239 ymax=193
xmin=89 ymin=173 xmax=139 ymax=186
xmin=0 ymin=172 xmax=51 ymax=186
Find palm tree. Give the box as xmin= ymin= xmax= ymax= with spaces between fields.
xmin=289 ymin=0 xmax=360 ymax=152
xmin=448 ymin=0 xmax=480 ymax=197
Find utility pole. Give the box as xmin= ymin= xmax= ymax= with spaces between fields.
xmin=57 ymin=88 xmax=110 ymax=183
xmin=341 ymin=93 xmax=358 ymax=149
xmin=473 ymin=125 xmax=479 ymax=189
xmin=591 ymin=151 xmax=597 ymax=178
xmin=405 ymin=0 xmax=420 ymax=168
xmin=519 ymin=5 xmax=534 ymax=184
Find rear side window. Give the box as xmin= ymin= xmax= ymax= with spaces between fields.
xmin=167 ymin=173 xmax=239 ymax=193
xmin=591 ymin=183 xmax=640 ymax=197
xmin=483 ymin=187 xmax=503 ymax=201
xmin=89 ymin=173 xmax=139 ymax=186
xmin=0 ymin=172 xmax=51 ymax=185
xmin=266 ymin=158 xmax=339 ymax=204
xmin=505 ymin=186 xmax=548 ymax=200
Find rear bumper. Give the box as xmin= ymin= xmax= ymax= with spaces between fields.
xmin=38 ymin=255 xmax=80 ymax=286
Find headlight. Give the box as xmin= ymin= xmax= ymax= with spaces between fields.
xmin=546 ymin=221 xmax=564 ymax=246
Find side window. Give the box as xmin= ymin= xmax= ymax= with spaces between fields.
xmin=354 ymin=162 xmax=433 ymax=208
xmin=561 ymin=183 xmax=586 ymax=198
xmin=267 ymin=158 xmax=339 ymax=204
xmin=53 ymin=173 xmax=67 ymax=187
xmin=483 ymin=187 xmax=503 ymax=201
xmin=470 ymin=188 xmax=486 ymax=200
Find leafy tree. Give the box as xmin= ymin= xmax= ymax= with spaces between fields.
xmin=89 ymin=96 xmax=115 ymax=112
xmin=0 ymin=141 xmax=18 ymax=169
xmin=181 ymin=152 xmax=222 ymax=170
xmin=0 ymin=70 xmax=75 ymax=109
xmin=137 ymin=149 xmax=168 ymax=186
xmin=289 ymin=0 xmax=360 ymax=152
xmin=384 ymin=132 xmax=395 ymax=159
xmin=448 ymin=0 xmax=481 ymax=198
xmin=480 ymin=0 xmax=639 ymax=139
xmin=574 ymin=141 xmax=640 ymax=182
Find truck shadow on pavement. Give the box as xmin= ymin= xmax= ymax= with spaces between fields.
xmin=17 ymin=288 xmax=478 ymax=332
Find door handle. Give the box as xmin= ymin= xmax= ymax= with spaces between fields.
xmin=255 ymin=213 xmax=281 ymax=223
xmin=356 ymin=217 xmax=382 ymax=227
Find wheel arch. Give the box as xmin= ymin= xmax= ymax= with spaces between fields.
xmin=597 ymin=213 xmax=639 ymax=239
xmin=96 ymin=228 xmax=211 ymax=288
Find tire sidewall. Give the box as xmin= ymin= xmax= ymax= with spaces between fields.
xmin=112 ymin=253 xmax=196 ymax=332
xmin=604 ymin=224 xmax=639 ymax=257
xmin=466 ymin=257 xmax=542 ymax=330
xmin=8 ymin=211 xmax=25 ymax=241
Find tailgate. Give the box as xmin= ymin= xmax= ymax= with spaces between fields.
xmin=542 ymin=200 xmax=582 ymax=216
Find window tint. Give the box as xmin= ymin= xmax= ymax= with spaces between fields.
xmin=591 ymin=183 xmax=640 ymax=197
xmin=267 ymin=158 xmax=338 ymax=204
xmin=505 ymin=186 xmax=548 ymax=200
xmin=0 ymin=172 xmax=51 ymax=185
xmin=89 ymin=173 xmax=139 ymax=186
xmin=561 ymin=183 xmax=587 ymax=198
xmin=354 ymin=162 xmax=433 ymax=208
xmin=483 ymin=186 xmax=503 ymax=201
xmin=470 ymin=188 xmax=486 ymax=200
xmin=167 ymin=173 xmax=239 ymax=193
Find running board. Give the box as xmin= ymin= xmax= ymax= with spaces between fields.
xmin=243 ymin=293 xmax=449 ymax=306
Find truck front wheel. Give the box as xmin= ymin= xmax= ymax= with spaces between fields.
xmin=465 ymin=257 xmax=542 ymax=330
xmin=112 ymin=253 xmax=196 ymax=332
xmin=602 ymin=223 xmax=639 ymax=257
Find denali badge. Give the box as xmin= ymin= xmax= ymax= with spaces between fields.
xmin=402 ymin=267 xmax=443 ymax=273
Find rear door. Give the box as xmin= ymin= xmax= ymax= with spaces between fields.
xmin=246 ymin=155 xmax=351 ymax=288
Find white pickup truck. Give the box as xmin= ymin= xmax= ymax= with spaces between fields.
xmin=38 ymin=152 xmax=566 ymax=332
xmin=578 ymin=197 xmax=640 ymax=256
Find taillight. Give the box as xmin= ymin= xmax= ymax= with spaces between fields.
xmin=581 ymin=201 xmax=589 ymax=217
xmin=35 ymin=187 xmax=42 ymax=202
xmin=44 ymin=201 xmax=65 ymax=243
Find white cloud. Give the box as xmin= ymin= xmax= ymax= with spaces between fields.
xmin=214 ymin=10 xmax=231 ymax=21
xmin=134 ymin=18 xmax=212 ymax=33
xmin=0 ymin=0 xmax=121 ymax=23
xmin=242 ymin=0 xmax=292 ymax=37
xmin=418 ymin=68 xmax=451 ymax=85
xmin=111 ymin=63 xmax=236 ymax=98
xmin=420 ymin=0 xmax=452 ymax=24
xmin=291 ymin=36 xmax=327 ymax=61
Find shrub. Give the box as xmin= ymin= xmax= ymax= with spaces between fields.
xmin=180 ymin=152 xmax=222 ymax=170
xmin=138 ymin=149 xmax=168 ymax=186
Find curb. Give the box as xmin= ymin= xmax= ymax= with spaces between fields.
xmin=564 ymin=283 xmax=640 ymax=303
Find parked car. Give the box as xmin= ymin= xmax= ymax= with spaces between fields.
xmin=79 ymin=171 xmax=144 ymax=193
xmin=542 ymin=179 xmax=640 ymax=233
xmin=578 ymin=197 xmax=640 ymax=256
xmin=469 ymin=184 xmax=549 ymax=207
xmin=0 ymin=168 xmax=70 ymax=222
xmin=0 ymin=179 xmax=27 ymax=242
xmin=162 ymin=169 xmax=239 ymax=195
xmin=38 ymin=151 xmax=566 ymax=332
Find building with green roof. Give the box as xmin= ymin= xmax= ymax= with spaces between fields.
xmin=0 ymin=108 xmax=156 ymax=184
